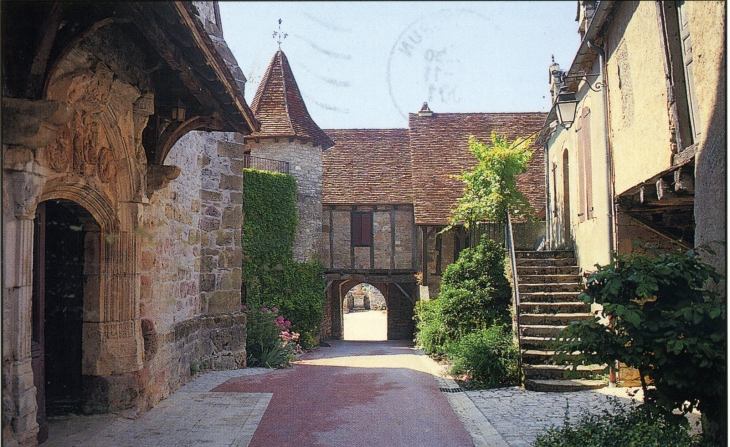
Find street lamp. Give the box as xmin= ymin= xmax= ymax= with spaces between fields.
xmin=171 ymin=99 xmax=186 ymax=121
xmin=554 ymin=88 xmax=578 ymax=129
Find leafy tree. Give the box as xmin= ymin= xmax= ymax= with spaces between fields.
xmin=447 ymin=133 xmax=535 ymax=230
xmin=554 ymin=247 xmax=726 ymax=443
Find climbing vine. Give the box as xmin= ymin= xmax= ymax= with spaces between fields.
xmin=242 ymin=168 xmax=324 ymax=343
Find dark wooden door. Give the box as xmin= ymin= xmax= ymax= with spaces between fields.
xmin=32 ymin=203 xmax=48 ymax=443
xmin=32 ymin=200 xmax=86 ymax=444
xmin=43 ymin=201 xmax=85 ymax=417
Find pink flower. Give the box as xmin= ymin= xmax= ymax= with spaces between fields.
xmin=261 ymin=307 xmax=268 ymax=312
xmin=241 ymin=305 xmax=247 ymax=310
xmin=272 ymin=307 xmax=279 ymax=313
xmin=285 ymin=321 xmax=291 ymax=327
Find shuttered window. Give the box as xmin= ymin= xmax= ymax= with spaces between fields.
xmin=351 ymin=211 xmax=372 ymax=247
xmin=576 ymin=107 xmax=593 ymax=222
xmin=663 ymin=1 xmax=700 ymax=149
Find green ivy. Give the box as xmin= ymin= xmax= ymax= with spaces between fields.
xmin=242 ymin=168 xmax=324 ymax=338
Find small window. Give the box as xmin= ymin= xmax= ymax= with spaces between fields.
xmin=351 ymin=212 xmax=372 ymax=247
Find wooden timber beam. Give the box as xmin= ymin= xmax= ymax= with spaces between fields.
xmin=129 ymin=5 xmax=226 ymax=125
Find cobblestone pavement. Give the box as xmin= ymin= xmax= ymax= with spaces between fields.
xmin=47 ymin=368 xmax=275 ymax=447
xmin=462 ymin=386 xmax=641 ymax=447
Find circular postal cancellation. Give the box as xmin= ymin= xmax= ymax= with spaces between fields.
xmin=387 ymin=9 xmax=495 ymax=119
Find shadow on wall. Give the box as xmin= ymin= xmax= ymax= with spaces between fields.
xmin=694 ymin=41 xmax=726 ymax=296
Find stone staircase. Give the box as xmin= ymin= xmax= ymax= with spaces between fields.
xmin=515 ymin=250 xmax=606 ymax=392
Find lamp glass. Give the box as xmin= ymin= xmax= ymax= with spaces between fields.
xmin=555 ymin=97 xmax=578 ymax=127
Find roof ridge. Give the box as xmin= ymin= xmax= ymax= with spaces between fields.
xmin=249 ymin=50 xmax=333 ymax=148
xmin=277 ymin=50 xmax=295 ymax=135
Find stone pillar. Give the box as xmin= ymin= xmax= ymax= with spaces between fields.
xmin=2 ymin=98 xmax=71 ymax=446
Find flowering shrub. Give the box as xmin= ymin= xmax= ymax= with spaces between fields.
xmin=244 ymin=306 xmax=302 ymax=368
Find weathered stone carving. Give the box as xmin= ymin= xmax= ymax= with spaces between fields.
xmin=9 ymin=171 xmax=45 ymax=219
xmin=98 ymin=147 xmax=117 ymax=183
xmin=1 ymin=98 xmax=73 ymax=149
xmin=146 ymin=165 xmax=181 ymax=198
xmin=47 ymin=124 xmax=73 ymax=172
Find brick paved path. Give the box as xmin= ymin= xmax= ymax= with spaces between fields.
xmin=214 ymin=340 xmax=474 ymax=446
xmin=47 ymin=340 xmax=648 ymax=447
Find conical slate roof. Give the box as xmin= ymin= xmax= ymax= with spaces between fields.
xmin=249 ymin=50 xmax=334 ymax=149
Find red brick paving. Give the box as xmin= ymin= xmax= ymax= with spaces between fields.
xmin=213 ymin=340 xmax=473 ymax=446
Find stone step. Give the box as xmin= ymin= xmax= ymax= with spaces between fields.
xmin=519 ymin=282 xmax=584 ymax=293
xmin=519 ymin=291 xmax=583 ymax=303
xmin=520 ymin=302 xmax=591 ymax=314
xmin=519 ymin=313 xmax=594 ymax=326
xmin=518 ymin=274 xmax=583 ymax=284
xmin=515 ymin=250 xmax=575 ymax=259
xmin=517 ymin=265 xmax=581 ymax=275
xmin=524 ymin=378 xmax=606 ymax=392
xmin=522 ymin=364 xmax=607 ymax=380
xmin=520 ymin=336 xmax=561 ymax=349
xmin=521 ymin=349 xmax=578 ymax=365
xmin=516 ymin=257 xmax=577 ymax=267
xmin=520 ymin=324 xmax=567 ymax=337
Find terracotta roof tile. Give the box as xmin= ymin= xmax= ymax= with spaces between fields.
xmin=409 ymin=112 xmax=547 ymax=225
xmin=249 ymin=50 xmax=334 ymax=148
xmin=323 ymin=129 xmax=412 ymax=205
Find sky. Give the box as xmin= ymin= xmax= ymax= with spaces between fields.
xmin=219 ymin=2 xmax=581 ymax=129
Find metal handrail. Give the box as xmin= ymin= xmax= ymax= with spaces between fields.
xmin=505 ymin=212 xmax=524 ymax=383
xmin=243 ymin=154 xmax=290 ymax=174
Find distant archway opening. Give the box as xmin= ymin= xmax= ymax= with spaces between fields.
xmin=343 ymin=283 xmax=387 ymax=341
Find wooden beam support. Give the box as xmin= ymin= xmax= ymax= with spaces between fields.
xmin=129 ymin=5 xmax=226 ymax=123
xmin=674 ymin=167 xmax=695 ymax=194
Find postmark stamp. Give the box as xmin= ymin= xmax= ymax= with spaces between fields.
xmin=387 ymin=9 xmax=493 ymax=119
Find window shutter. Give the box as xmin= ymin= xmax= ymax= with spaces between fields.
xmin=583 ymin=109 xmax=593 ymax=219
xmin=352 ymin=212 xmax=362 ymax=246
xmin=361 ymin=213 xmax=372 ymax=246
xmin=677 ymin=1 xmax=701 ymax=139
xmin=576 ymin=113 xmax=586 ymax=223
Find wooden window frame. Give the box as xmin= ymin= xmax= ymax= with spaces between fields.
xmin=351 ymin=211 xmax=372 ymax=247
xmin=661 ymin=0 xmax=700 ymax=150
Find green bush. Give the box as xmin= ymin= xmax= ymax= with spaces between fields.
xmin=554 ymin=247 xmax=725 ymax=441
xmin=414 ymin=298 xmax=447 ymax=356
xmin=533 ymin=401 xmax=700 ymax=447
xmin=449 ymin=325 xmax=519 ymax=388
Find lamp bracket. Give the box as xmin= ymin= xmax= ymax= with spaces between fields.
xmin=562 ymin=72 xmax=603 ymax=92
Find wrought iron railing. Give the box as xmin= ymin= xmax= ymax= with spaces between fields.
xmin=469 ymin=222 xmax=506 ymax=248
xmin=243 ymin=154 xmax=290 ymax=174
xmin=505 ymin=213 xmax=524 ymax=382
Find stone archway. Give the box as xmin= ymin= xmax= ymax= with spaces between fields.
xmin=327 ymin=278 xmax=416 ymax=341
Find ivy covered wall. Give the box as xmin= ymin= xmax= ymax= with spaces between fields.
xmin=242 ymin=168 xmax=325 ymax=340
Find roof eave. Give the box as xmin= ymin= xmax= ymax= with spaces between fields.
xmin=176 ymin=2 xmax=260 ymax=134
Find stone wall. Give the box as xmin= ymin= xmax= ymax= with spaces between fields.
xmin=199 ymin=134 xmax=245 ymax=314
xmin=139 ymin=130 xmax=246 ymax=410
xmin=247 ymin=140 xmax=323 ymax=262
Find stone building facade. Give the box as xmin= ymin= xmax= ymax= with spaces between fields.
xmin=542 ymin=0 xmax=726 ymax=289
xmin=2 ymin=3 xmax=256 ymax=445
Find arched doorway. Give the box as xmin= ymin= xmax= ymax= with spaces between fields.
xmin=32 ymin=199 xmax=100 ymax=441
xmin=343 ymin=283 xmax=387 ymax=341
xmin=562 ymin=149 xmax=572 ymax=244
